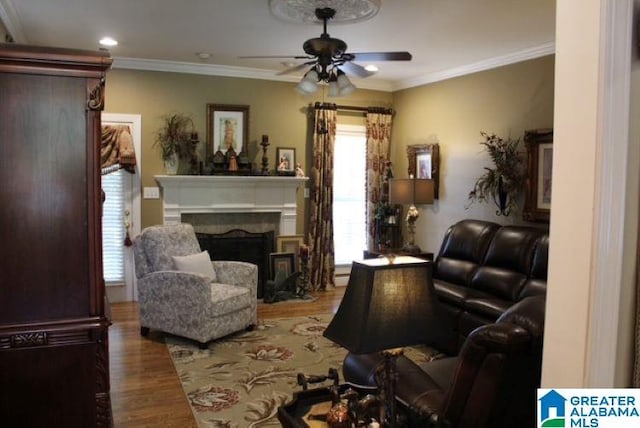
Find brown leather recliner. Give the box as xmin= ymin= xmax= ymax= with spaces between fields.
xmin=342 ymin=295 xmax=545 ymax=427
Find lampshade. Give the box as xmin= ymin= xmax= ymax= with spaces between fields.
xmin=336 ymin=70 xmax=356 ymax=96
xmin=296 ymin=69 xmax=319 ymax=94
xmin=323 ymin=256 xmax=445 ymax=354
xmin=389 ymin=178 xmax=434 ymax=205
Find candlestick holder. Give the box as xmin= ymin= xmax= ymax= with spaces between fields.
xmin=260 ymin=134 xmax=270 ymax=175
xmin=297 ymin=245 xmax=312 ymax=299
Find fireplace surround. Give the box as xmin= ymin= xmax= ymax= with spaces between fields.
xmin=155 ymin=175 xmax=308 ymax=298
xmin=155 ymin=175 xmax=307 ymax=235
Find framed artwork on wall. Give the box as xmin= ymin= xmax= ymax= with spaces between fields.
xmin=206 ymin=104 xmax=249 ymax=158
xmin=407 ymin=143 xmax=440 ymax=198
xmin=523 ymin=128 xmax=553 ymax=223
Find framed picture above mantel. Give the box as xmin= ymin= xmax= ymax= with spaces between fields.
xmin=207 ymin=104 xmax=249 ymax=155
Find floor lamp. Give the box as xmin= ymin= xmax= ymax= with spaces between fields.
xmin=389 ymin=178 xmax=434 ymax=253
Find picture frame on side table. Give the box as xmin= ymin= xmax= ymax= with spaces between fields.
xmin=407 ymin=143 xmax=440 ymax=198
xmin=276 ymin=147 xmax=296 ymax=174
xmin=276 ymin=235 xmax=305 ymax=270
xmin=523 ymin=128 xmax=553 ymax=223
xmin=206 ymin=104 xmax=249 ymax=159
xmin=269 ymin=252 xmax=295 ymax=280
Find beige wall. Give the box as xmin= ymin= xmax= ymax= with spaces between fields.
xmin=391 ymin=56 xmax=555 ymax=254
xmin=103 ymin=69 xmax=391 ymax=230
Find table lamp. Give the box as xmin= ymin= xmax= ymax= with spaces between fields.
xmin=323 ymin=256 xmax=445 ymax=427
xmin=388 ymin=178 xmax=434 ymax=253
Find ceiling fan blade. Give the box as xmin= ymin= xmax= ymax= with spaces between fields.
xmin=238 ymin=55 xmax=312 ymax=60
xmin=340 ymin=61 xmax=376 ymax=78
xmin=277 ymin=61 xmax=315 ymax=76
xmin=350 ymin=51 xmax=413 ymax=62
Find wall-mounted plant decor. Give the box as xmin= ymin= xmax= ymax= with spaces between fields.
xmin=406 ymin=143 xmax=440 ymax=199
xmin=466 ymin=132 xmax=525 ymax=216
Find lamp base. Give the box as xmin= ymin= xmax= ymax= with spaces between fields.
xmin=375 ymin=348 xmax=404 ymax=428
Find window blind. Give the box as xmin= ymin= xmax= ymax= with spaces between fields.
xmin=102 ymin=169 xmax=125 ymax=285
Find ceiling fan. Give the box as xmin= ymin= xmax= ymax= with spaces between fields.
xmin=241 ymin=7 xmax=411 ymax=93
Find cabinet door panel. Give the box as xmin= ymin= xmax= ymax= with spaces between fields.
xmin=0 ymin=74 xmax=90 ymax=323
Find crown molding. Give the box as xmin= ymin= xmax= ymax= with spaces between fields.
xmin=392 ymin=42 xmax=556 ymax=91
xmin=112 ymin=56 xmax=394 ymax=92
xmin=113 ymin=42 xmax=555 ymax=93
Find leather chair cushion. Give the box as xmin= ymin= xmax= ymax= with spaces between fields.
xmin=434 ymin=258 xmax=478 ymax=288
xmin=470 ymin=267 xmax=527 ymax=301
xmin=437 ymin=220 xmax=501 ymax=263
xmin=464 ymin=296 xmax=512 ymax=319
xmin=481 ymin=226 xmax=542 ymax=273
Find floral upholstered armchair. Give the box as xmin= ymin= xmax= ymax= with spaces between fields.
xmin=133 ymin=223 xmax=258 ymax=348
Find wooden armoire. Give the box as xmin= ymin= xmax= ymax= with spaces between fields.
xmin=0 ymin=44 xmax=113 ymax=427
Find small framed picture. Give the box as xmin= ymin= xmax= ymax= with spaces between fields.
xmin=276 ymin=235 xmax=305 ymax=270
xmin=206 ymin=104 xmax=249 ymax=158
xmin=269 ymin=252 xmax=295 ymax=279
xmin=276 ymin=147 xmax=296 ymax=173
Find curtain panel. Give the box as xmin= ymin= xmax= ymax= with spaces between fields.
xmin=101 ymin=124 xmax=136 ymax=174
xmin=365 ymin=110 xmax=393 ymax=251
xmin=309 ymin=103 xmax=337 ymax=291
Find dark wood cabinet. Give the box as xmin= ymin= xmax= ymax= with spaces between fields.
xmin=0 ymin=44 xmax=113 ymax=427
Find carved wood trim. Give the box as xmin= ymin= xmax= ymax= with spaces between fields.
xmin=87 ymin=77 xmax=106 ymax=111
xmin=9 ymin=332 xmax=48 ymax=348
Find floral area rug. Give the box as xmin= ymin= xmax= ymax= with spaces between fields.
xmin=166 ymin=315 xmax=440 ymax=428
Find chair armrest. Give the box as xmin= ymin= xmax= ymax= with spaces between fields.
xmin=211 ymin=261 xmax=258 ymax=299
xmin=138 ymin=270 xmax=211 ymax=305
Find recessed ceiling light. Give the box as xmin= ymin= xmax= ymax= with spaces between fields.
xmin=99 ymin=37 xmax=118 ymax=47
xmin=196 ymin=52 xmax=212 ymax=60
xmin=364 ymin=64 xmax=379 ymax=72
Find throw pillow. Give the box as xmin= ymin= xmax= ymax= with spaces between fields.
xmin=172 ymin=251 xmax=217 ymax=282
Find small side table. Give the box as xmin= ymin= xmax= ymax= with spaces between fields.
xmin=363 ymin=249 xmax=434 ymax=262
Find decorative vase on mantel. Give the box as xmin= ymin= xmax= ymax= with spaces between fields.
xmin=164 ymin=152 xmax=179 ymax=175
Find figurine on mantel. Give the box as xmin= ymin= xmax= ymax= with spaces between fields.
xmin=295 ymin=163 xmax=305 ymax=177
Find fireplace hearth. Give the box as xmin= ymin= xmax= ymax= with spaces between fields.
xmin=196 ymin=229 xmax=275 ymax=299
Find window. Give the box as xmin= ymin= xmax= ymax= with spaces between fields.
xmin=333 ymin=125 xmax=367 ymax=265
xmin=102 ymin=169 xmax=128 ymax=285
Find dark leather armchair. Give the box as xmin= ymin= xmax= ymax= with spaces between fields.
xmin=343 ymin=295 xmax=546 ymax=427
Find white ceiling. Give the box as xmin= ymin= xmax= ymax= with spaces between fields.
xmin=0 ymin=0 xmax=556 ymax=92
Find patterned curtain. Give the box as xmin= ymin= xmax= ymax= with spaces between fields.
xmin=101 ymin=124 xmax=136 ymax=175
xmin=309 ymin=103 xmax=337 ymax=291
xmin=365 ymin=109 xmax=393 ymax=251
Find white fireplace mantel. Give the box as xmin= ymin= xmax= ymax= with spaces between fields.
xmin=154 ymin=175 xmax=308 ymax=235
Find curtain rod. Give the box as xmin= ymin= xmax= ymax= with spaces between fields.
xmin=313 ymin=102 xmax=393 ymax=115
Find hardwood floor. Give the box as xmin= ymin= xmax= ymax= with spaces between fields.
xmin=108 ymin=287 xmax=345 ymax=427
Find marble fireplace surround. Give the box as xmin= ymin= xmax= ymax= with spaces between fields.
xmin=154 ymin=175 xmax=308 ymax=235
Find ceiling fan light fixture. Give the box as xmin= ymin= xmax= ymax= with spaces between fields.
xmin=296 ymin=69 xmax=319 ymax=94
xmin=327 ymin=72 xmax=340 ymax=97
xmin=364 ymin=64 xmax=379 ymax=72
xmin=336 ymin=69 xmax=355 ymax=95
